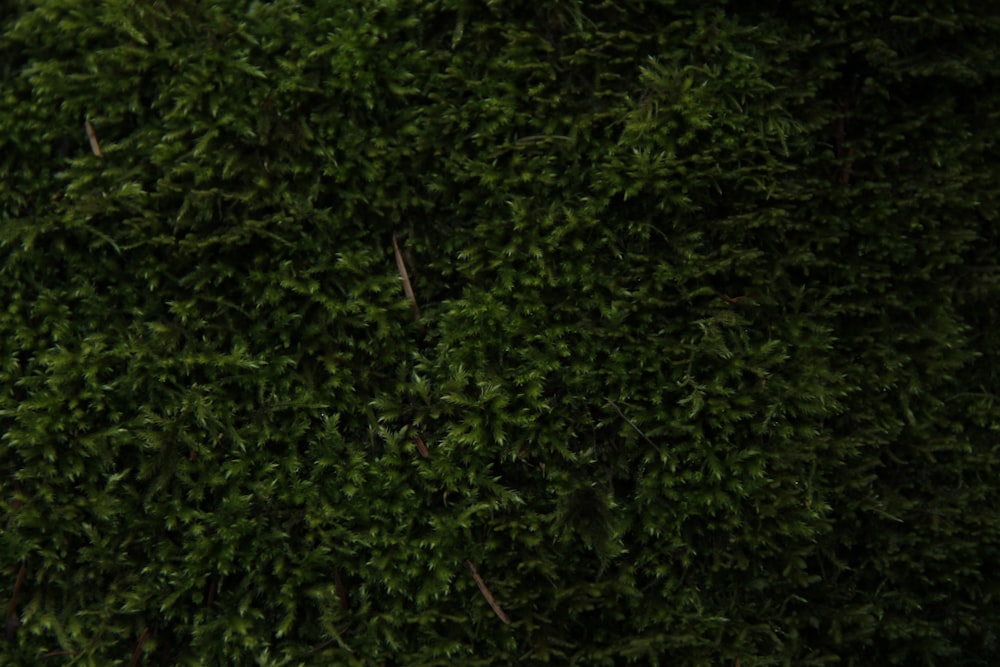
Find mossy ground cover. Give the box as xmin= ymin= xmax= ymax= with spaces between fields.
xmin=2 ymin=1 xmax=999 ymax=664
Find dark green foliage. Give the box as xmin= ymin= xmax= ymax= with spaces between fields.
xmin=2 ymin=0 xmax=998 ymax=664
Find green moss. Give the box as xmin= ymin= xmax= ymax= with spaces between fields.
xmin=2 ymin=0 xmax=998 ymax=664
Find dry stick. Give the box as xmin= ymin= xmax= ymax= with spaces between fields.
xmin=85 ymin=120 xmax=103 ymax=157
xmin=5 ymin=561 xmax=26 ymax=641
xmin=465 ymin=560 xmax=511 ymax=625
xmin=129 ymin=627 xmax=149 ymax=667
xmin=413 ymin=431 xmax=430 ymax=459
xmin=392 ymin=235 xmax=421 ymax=320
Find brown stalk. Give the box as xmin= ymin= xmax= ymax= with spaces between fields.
xmin=129 ymin=627 xmax=149 ymax=666
xmin=392 ymin=235 xmax=421 ymax=320
xmin=465 ymin=560 xmax=511 ymax=625
xmin=334 ymin=569 xmax=348 ymax=611
xmin=11 ymin=479 xmax=23 ymax=510
xmin=205 ymin=575 xmax=217 ymax=608
xmin=5 ymin=561 xmax=26 ymax=641
xmin=413 ymin=432 xmax=430 ymax=459
xmin=835 ymin=95 xmax=853 ymax=185
xmin=85 ymin=120 xmax=103 ymax=157
xmin=42 ymin=650 xmax=77 ymax=658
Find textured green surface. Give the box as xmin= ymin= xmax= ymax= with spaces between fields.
xmin=2 ymin=1 xmax=999 ymax=664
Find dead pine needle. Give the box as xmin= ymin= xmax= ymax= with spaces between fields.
xmin=413 ymin=431 xmax=430 ymax=458
xmin=606 ymin=400 xmax=663 ymax=457
xmin=85 ymin=119 xmax=103 ymax=157
xmin=205 ymin=575 xmax=218 ymax=608
xmin=334 ymin=568 xmax=348 ymax=611
xmin=309 ymin=625 xmax=355 ymax=655
xmin=41 ymin=650 xmax=77 ymax=659
xmin=129 ymin=627 xmax=149 ymax=667
xmin=6 ymin=561 xmax=26 ymax=641
xmin=392 ymin=234 xmax=421 ymax=320
xmin=465 ymin=560 xmax=511 ymax=625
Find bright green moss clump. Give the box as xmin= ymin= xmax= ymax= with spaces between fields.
xmin=2 ymin=1 xmax=999 ymax=664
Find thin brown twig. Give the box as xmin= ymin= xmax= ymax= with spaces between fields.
xmin=334 ymin=569 xmax=348 ymax=611
xmin=42 ymin=650 xmax=77 ymax=658
xmin=392 ymin=235 xmax=421 ymax=320
xmin=465 ymin=560 xmax=511 ymax=625
xmin=835 ymin=95 xmax=853 ymax=185
xmin=85 ymin=120 xmax=103 ymax=157
xmin=6 ymin=561 xmax=26 ymax=641
xmin=11 ymin=479 xmax=23 ymax=510
xmin=205 ymin=575 xmax=217 ymax=608
xmin=129 ymin=627 xmax=149 ymax=666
